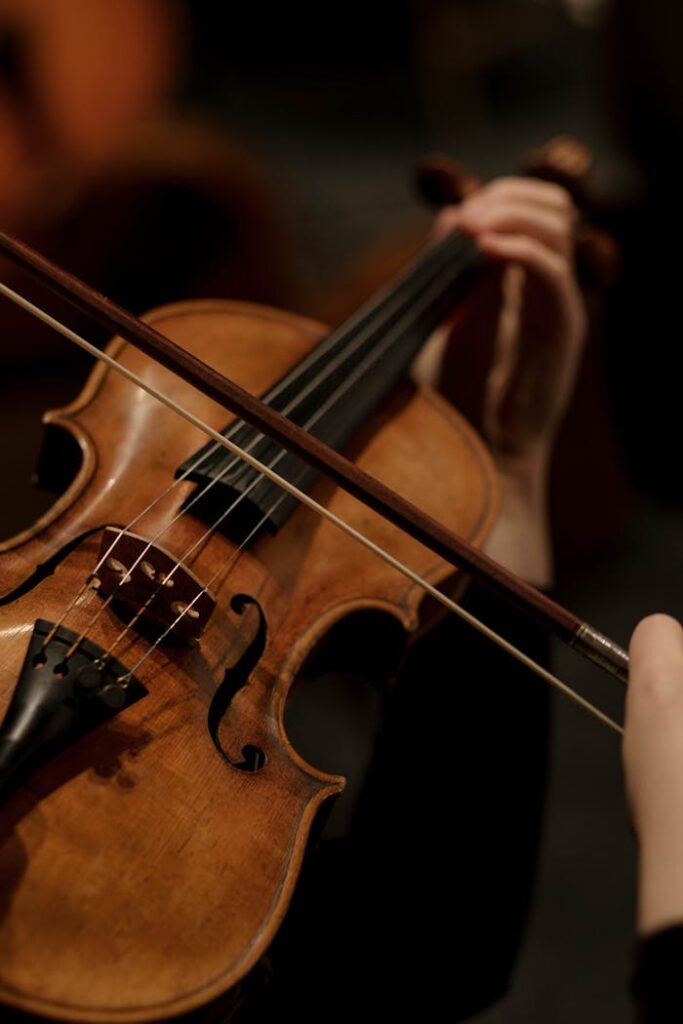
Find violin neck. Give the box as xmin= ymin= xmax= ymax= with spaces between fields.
xmin=178 ymin=230 xmax=486 ymax=538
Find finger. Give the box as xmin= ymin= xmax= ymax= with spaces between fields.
xmin=479 ymin=176 xmax=577 ymax=216
xmin=458 ymin=198 xmax=574 ymax=261
xmin=477 ymin=231 xmax=586 ymax=369
xmin=629 ymin=614 xmax=683 ymax=700
xmin=433 ymin=178 xmax=576 ymax=248
xmin=435 ymin=178 xmax=575 ymax=226
xmin=475 ymin=231 xmax=575 ymax=302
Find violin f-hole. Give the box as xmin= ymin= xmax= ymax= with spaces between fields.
xmin=207 ymin=593 xmax=267 ymax=773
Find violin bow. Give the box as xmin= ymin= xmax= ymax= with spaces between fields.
xmin=0 ymin=229 xmax=629 ymax=718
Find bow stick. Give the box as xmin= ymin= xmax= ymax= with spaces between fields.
xmin=0 ymin=229 xmax=629 ymax=695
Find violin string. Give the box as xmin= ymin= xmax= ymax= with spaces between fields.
xmin=166 ymin=238 xmax=478 ymax=567
xmin=72 ymin=242 xmax=483 ymax=663
xmin=249 ymin=229 xmax=470 ymax=403
xmin=119 ymin=494 xmax=287 ymax=677
xmin=31 ymin=233 xmax=476 ymax=657
xmin=181 ymin=228 xmax=468 ymax=496
xmin=92 ymin=462 xmax=280 ymax=664
xmin=151 ymin=227 xmax=471 ymax=504
xmin=76 ymin=243 xmax=481 ymax=665
xmin=225 ymin=232 xmax=477 ymax=492
xmin=119 ymin=483 xmax=623 ymax=737
xmin=0 ymin=277 xmax=624 ymax=734
xmin=112 ymin=495 xmax=278 ymax=672
xmin=60 ymin=432 xmax=289 ymax=661
xmin=92 ymin=230 xmax=470 ymax=532
xmin=161 ymin=230 xmax=475 ymax=506
xmin=19 ymin=231 xmax=472 ymax=651
xmin=38 ymin=435 xmax=231 ymax=654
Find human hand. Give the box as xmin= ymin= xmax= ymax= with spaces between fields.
xmin=433 ymin=177 xmax=586 ymax=471
xmin=422 ymin=178 xmax=586 ymax=585
xmin=623 ymin=614 xmax=683 ymax=934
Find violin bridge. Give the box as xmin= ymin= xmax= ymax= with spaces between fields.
xmin=95 ymin=528 xmax=216 ymax=645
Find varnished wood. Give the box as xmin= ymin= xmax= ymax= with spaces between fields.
xmin=0 ymin=299 xmax=498 ymax=1021
xmin=0 ymin=229 xmax=582 ymax=644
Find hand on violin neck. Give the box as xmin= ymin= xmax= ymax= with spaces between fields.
xmin=427 ymin=177 xmax=587 ymax=586
xmin=434 ymin=176 xmax=586 ymax=468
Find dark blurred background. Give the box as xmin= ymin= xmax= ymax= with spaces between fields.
xmin=0 ymin=1 xmax=681 ymax=1021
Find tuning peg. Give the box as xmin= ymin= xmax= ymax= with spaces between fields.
xmin=414 ymin=154 xmax=481 ymax=208
xmin=520 ymin=135 xmax=593 ymax=206
xmin=520 ymin=136 xmax=620 ymax=287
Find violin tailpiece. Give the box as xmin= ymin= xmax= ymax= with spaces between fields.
xmin=0 ymin=619 xmax=147 ymax=804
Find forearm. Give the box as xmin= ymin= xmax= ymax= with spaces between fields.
xmin=483 ymin=453 xmax=553 ymax=587
xmin=638 ymin=831 xmax=683 ymax=935
xmin=412 ymin=332 xmax=555 ymax=587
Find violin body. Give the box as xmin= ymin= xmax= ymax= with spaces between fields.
xmin=0 ymin=299 xmax=497 ymax=1021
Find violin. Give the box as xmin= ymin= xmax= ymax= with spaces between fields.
xmin=0 ymin=150 xmax=626 ymax=1021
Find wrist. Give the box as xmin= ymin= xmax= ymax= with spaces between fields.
xmin=484 ymin=452 xmax=553 ymax=586
xmin=638 ymin=828 xmax=683 ymax=934
xmin=490 ymin=443 xmax=551 ymax=485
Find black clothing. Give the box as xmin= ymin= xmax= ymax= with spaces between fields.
xmin=633 ymin=926 xmax=683 ymax=1023
xmin=242 ymin=584 xmax=551 ymax=1021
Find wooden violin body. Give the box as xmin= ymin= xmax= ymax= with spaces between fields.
xmin=0 ymin=299 xmax=497 ymax=1021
